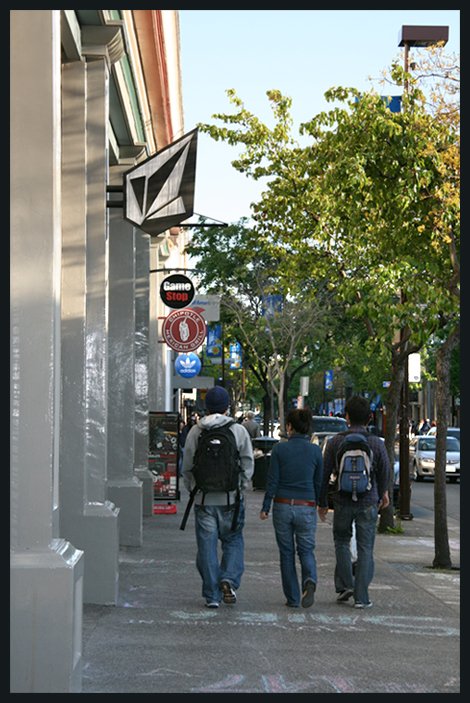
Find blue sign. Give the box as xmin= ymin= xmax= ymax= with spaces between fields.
xmin=206 ymin=324 xmax=222 ymax=357
xmin=356 ymin=95 xmax=402 ymax=114
xmin=230 ymin=341 xmax=242 ymax=370
xmin=382 ymin=95 xmax=402 ymax=113
xmin=261 ymin=294 xmax=283 ymax=317
xmin=175 ymin=353 xmax=201 ymax=378
xmin=325 ymin=370 xmax=334 ymax=391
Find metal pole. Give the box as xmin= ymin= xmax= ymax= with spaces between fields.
xmin=404 ymin=41 xmax=410 ymax=95
xmin=221 ymin=325 xmax=225 ymax=388
xmin=397 ymin=42 xmax=413 ymax=520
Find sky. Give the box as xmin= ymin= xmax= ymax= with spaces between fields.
xmin=178 ymin=10 xmax=460 ymax=225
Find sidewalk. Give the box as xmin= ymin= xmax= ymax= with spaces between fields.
xmin=81 ymin=485 xmax=460 ymax=694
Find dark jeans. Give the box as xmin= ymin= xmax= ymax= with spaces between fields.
xmin=333 ymin=500 xmax=378 ymax=605
xmin=272 ymin=502 xmax=317 ymax=606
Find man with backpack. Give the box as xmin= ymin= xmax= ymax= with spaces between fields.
xmin=318 ymin=396 xmax=390 ymax=609
xmin=181 ymin=385 xmax=254 ymax=608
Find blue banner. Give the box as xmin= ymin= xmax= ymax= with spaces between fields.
xmin=230 ymin=341 xmax=242 ymax=370
xmin=206 ymin=324 xmax=222 ymax=357
xmin=261 ymin=294 xmax=283 ymax=317
xmin=324 ymin=370 xmax=333 ymax=391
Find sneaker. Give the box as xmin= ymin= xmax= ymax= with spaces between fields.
xmin=205 ymin=601 xmax=219 ymax=609
xmin=221 ymin=580 xmax=237 ymax=604
xmin=354 ymin=601 xmax=373 ymax=609
xmin=301 ymin=580 xmax=316 ymax=608
xmin=336 ymin=588 xmax=354 ymax=603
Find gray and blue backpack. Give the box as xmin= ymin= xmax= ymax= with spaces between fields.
xmin=335 ymin=432 xmax=373 ymax=501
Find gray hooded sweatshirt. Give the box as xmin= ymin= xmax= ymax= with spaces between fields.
xmin=182 ymin=412 xmax=254 ymax=505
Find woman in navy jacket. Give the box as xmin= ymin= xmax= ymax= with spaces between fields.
xmin=260 ymin=408 xmax=323 ymax=608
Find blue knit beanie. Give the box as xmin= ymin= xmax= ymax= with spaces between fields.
xmin=205 ymin=386 xmax=230 ymax=414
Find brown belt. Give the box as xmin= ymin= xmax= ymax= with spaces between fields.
xmin=274 ymin=497 xmax=316 ymax=507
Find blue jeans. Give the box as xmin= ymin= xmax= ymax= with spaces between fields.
xmin=194 ymin=500 xmax=245 ymax=603
xmin=272 ymin=502 xmax=318 ymax=606
xmin=333 ymin=500 xmax=378 ymax=605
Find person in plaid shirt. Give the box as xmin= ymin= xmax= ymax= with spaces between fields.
xmin=318 ymin=396 xmax=390 ymax=609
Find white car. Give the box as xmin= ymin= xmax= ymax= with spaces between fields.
xmin=426 ymin=426 xmax=460 ymax=443
xmin=410 ymin=435 xmax=460 ymax=482
xmin=309 ymin=416 xmax=348 ymax=446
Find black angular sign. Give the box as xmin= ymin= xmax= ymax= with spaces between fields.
xmin=124 ymin=128 xmax=198 ymax=236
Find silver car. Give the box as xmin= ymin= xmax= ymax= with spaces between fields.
xmin=426 ymin=426 xmax=460 ymax=443
xmin=410 ymin=435 xmax=460 ymax=482
xmin=309 ymin=416 xmax=348 ymax=446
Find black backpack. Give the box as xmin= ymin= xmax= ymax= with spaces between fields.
xmin=180 ymin=421 xmax=241 ymax=531
xmin=335 ymin=431 xmax=373 ymax=502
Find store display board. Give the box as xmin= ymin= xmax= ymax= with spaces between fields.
xmin=149 ymin=412 xmax=180 ymax=501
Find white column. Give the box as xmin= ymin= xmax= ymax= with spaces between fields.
xmin=107 ymin=199 xmax=143 ymax=546
xmin=134 ymin=230 xmax=154 ymax=515
xmin=60 ymin=58 xmax=119 ymax=605
xmin=10 ymin=11 xmax=83 ymax=692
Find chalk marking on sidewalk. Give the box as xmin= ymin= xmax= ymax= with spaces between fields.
xmin=167 ymin=609 xmax=458 ymax=636
xmin=237 ymin=611 xmax=278 ymax=623
xmin=393 ymin=538 xmax=459 ymax=550
xmin=261 ymin=674 xmax=317 ymax=694
xmin=287 ymin=612 xmax=307 ymax=623
xmin=363 ymin=614 xmax=459 ymax=637
xmin=170 ymin=610 xmax=218 ymax=620
xmin=189 ymin=673 xmax=439 ymax=694
xmin=404 ymin=570 xmax=460 ymax=610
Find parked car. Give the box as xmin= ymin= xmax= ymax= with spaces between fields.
xmin=310 ymin=416 xmax=348 ymax=445
xmin=426 ymin=426 xmax=460 ymax=443
xmin=409 ymin=435 xmax=460 ymax=482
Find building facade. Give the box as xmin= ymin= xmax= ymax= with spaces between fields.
xmin=11 ymin=10 xmax=186 ymax=692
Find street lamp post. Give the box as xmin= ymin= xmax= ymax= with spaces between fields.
xmin=399 ymin=25 xmax=449 ymax=93
xmin=396 ymin=26 xmax=448 ymax=520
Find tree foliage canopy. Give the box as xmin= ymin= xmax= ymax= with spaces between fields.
xmin=194 ymin=44 xmax=459 ymax=544
xmin=186 ymin=219 xmax=334 ymax=431
xmin=199 ymin=80 xmax=459 ymax=366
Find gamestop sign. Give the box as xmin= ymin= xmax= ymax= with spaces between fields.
xmin=160 ymin=274 xmax=195 ymax=309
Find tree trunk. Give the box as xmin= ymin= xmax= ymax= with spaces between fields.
xmin=378 ymin=358 xmax=406 ymax=532
xmin=277 ymin=373 xmax=286 ymax=440
xmin=261 ymin=393 xmax=271 ymax=436
xmin=248 ymin=363 xmax=272 ymax=437
xmin=433 ymin=322 xmax=460 ymax=569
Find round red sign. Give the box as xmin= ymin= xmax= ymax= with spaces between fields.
xmin=162 ymin=308 xmax=206 ymax=353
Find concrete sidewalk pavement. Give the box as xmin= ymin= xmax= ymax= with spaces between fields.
xmin=81 ymin=485 xmax=460 ymax=694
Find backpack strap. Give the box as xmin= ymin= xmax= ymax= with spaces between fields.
xmin=230 ymin=487 xmax=242 ymax=531
xmin=179 ymin=485 xmax=198 ymax=531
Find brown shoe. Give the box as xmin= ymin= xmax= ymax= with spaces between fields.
xmin=221 ymin=580 xmax=236 ymax=604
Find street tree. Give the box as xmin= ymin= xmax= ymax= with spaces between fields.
xmin=383 ymin=47 xmax=460 ymax=563
xmin=185 ymin=220 xmax=333 ymax=435
xmin=198 ymin=65 xmax=458 ymax=537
